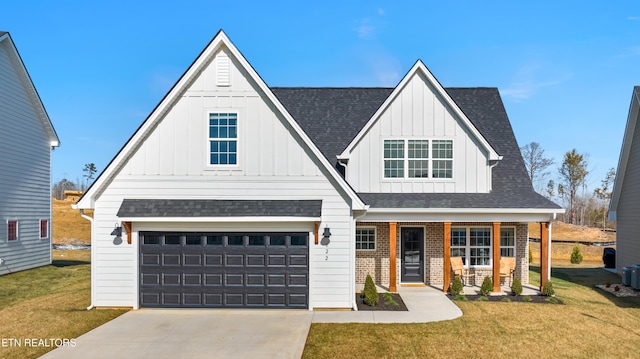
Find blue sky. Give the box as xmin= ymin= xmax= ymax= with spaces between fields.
xmin=2 ymin=1 xmax=639 ymax=192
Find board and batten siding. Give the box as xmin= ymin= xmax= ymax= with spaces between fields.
xmin=0 ymin=39 xmax=52 ymax=275
xmin=90 ymin=47 xmax=355 ymax=309
xmin=616 ymin=108 xmax=640 ymax=272
xmin=346 ymin=72 xmax=491 ymax=193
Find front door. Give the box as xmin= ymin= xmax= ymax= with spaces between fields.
xmin=401 ymin=227 xmax=424 ymax=282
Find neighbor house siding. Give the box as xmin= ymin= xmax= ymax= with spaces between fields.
xmin=0 ymin=39 xmax=52 ymax=275
xmin=616 ymin=107 xmax=640 ymax=272
xmin=346 ymin=72 xmax=491 ymax=193
xmin=90 ymin=46 xmax=355 ymax=308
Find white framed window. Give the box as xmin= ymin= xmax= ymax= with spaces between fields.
xmin=39 ymin=219 xmax=49 ymax=239
xmin=383 ymin=139 xmax=453 ymax=179
xmin=7 ymin=220 xmax=18 ymax=241
xmin=450 ymin=226 xmax=491 ymax=267
xmin=355 ymin=227 xmax=376 ymax=250
xmin=500 ymin=227 xmax=516 ymax=257
xmin=208 ymin=113 xmax=238 ymax=165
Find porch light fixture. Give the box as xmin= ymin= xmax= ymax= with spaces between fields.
xmin=110 ymin=224 xmax=122 ymax=236
xmin=321 ymin=226 xmax=331 ymax=245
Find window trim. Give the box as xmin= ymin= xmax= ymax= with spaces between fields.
xmin=451 ymin=225 xmax=518 ymax=268
xmin=355 ymin=227 xmax=376 ymax=251
xmin=205 ymin=110 xmax=241 ymax=169
xmin=500 ymin=226 xmax=516 ymax=258
xmin=382 ymin=138 xmax=454 ymax=180
xmin=39 ymin=219 xmax=49 ymax=239
xmin=7 ymin=220 xmax=18 ymax=241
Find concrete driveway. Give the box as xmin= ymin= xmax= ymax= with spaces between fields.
xmin=40 ymin=309 xmax=313 ymax=359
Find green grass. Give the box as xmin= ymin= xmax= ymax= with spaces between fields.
xmin=303 ymin=261 xmax=640 ymax=358
xmin=0 ymin=250 xmax=128 ymax=359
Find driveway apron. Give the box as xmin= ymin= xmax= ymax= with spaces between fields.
xmin=40 ymin=309 xmax=313 ymax=359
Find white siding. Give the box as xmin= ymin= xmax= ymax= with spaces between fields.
xmin=346 ymin=72 xmax=491 ymax=193
xmin=92 ymin=46 xmax=355 ymax=308
xmin=617 ymin=109 xmax=640 ymax=272
xmin=0 ymin=39 xmax=52 ymax=275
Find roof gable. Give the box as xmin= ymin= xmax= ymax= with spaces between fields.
xmin=0 ymin=32 xmax=58 ymax=147
xmin=337 ymin=60 xmax=500 ymax=162
xmin=77 ymin=30 xmax=366 ymax=210
xmin=609 ymin=86 xmax=640 ymax=217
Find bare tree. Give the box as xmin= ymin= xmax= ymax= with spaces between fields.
xmin=594 ymin=168 xmax=615 ymax=229
xmin=558 ymin=149 xmax=589 ymax=224
xmin=82 ymin=163 xmax=97 ymax=191
xmin=520 ymin=142 xmax=554 ymax=192
xmin=51 ymin=178 xmax=77 ymax=200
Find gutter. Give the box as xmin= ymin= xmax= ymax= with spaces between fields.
xmin=77 ymin=207 xmax=95 ymax=311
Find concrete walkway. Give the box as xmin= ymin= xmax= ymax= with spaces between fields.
xmin=40 ymin=287 xmax=461 ymax=358
xmin=312 ymin=286 xmax=462 ymax=323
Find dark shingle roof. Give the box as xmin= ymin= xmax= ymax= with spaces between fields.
xmin=117 ymin=199 xmax=322 ymax=217
xmin=272 ymin=87 xmax=560 ymax=210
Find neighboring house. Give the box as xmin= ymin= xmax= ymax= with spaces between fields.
xmin=76 ymin=30 xmax=562 ymax=310
xmin=609 ymin=86 xmax=640 ymax=273
xmin=0 ymin=32 xmax=59 ymax=275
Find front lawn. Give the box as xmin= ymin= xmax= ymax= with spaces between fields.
xmin=303 ymin=261 xmax=640 ymax=358
xmin=0 ymin=250 xmax=128 ymax=359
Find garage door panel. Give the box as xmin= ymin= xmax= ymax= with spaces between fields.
xmin=140 ymin=231 xmax=309 ymax=309
xmin=183 ymin=254 xmax=202 ymax=266
xmin=246 ymin=274 xmax=266 ymax=286
xmin=205 ymin=254 xmax=223 ymax=266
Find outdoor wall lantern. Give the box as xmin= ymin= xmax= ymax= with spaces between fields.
xmin=110 ymin=223 xmax=122 ymax=236
xmin=321 ymin=226 xmax=331 ymax=245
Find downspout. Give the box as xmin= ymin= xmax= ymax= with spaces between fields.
xmin=351 ymin=207 xmax=369 ymax=311
xmin=77 ymin=207 xmax=95 ymax=311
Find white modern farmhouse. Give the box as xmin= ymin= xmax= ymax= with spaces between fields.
xmin=0 ymin=32 xmax=59 ymax=275
xmin=76 ymin=30 xmax=562 ymax=309
xmin=609 ymin=86 xmax=640 ymax=273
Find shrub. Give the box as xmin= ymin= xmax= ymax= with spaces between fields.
xmin=522 ymin=296 xmax=532 ymax=302
xmin=529 ymin=247 xmax=533 ymax=263
xmin=383 ymin=292 xmax=397 ymax=306
xmin=480 ymin=276 xmax=493 ymax=296
xmin=455 ymin=294 xmax=468 ymax=301
xmin=605 ymin=282 xmax=611 ymax=288
xmin=450 ymin=276 xmax=463 ymax=296
xmin=477 ymin=296 xmax=488 ymax=301
xmin=615 ymin=285 xmax=621 ymax=292
xmin=511 ymin=276 xmax=523 ymax=296
xmin=570 ymin=245 xmax=583 ymax=264
xmin=501 ymin=297 xmax=511 ymax=302
xmin=363 ymin=274 xmax=378 ymax=306
xmin=542 ymin=281 xmax=555 ymax=296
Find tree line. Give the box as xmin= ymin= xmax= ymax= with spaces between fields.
xmin=51 ymin=163 xmax=97 ymax=200
xmin=520 ymin=142 xmax=614 ymax=229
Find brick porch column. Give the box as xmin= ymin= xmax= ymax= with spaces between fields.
xmin=389 ymin=222 xmax=397 ymax=292
xmin=492 ymin=222 xmax=501 ymax=292
xmin=443 ymin=222 xmax=451 ymax=292
xmin=540 ymin=222 xmax=550 ymax=290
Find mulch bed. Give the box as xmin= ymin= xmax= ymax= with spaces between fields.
xmin=356 ymin=293 xmax=408 ymax=311
xmin=447 ymin=294 xmax=563 ymax=304
xmin=595 ymin=284 xmax=640 ymax=297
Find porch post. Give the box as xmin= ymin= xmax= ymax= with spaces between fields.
xmin=443 ymin=222 xmax=451 ymax=292
xmin=540 ymin=222 xmax=550 ymax=290
xmin=492 ymin=222 xmax=501 ymax=292
xmin=389 ymin=222 xmax=397 ymax=292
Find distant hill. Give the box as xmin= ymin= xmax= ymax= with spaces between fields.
xmin=52 ymin=198 xmax=92 ymax=244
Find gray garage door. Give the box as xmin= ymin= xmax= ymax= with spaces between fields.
xmin=140 ymin=231 xmax=309 ymax=308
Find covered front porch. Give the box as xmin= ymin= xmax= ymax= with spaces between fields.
xmin=355 ymin=221 xmax=552 ymax=293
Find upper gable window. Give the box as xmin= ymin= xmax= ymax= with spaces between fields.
xmin=209 ymin=113 xmax=237 ymax=165
xmin=383 ymin=139 xmax=453 ymax=179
